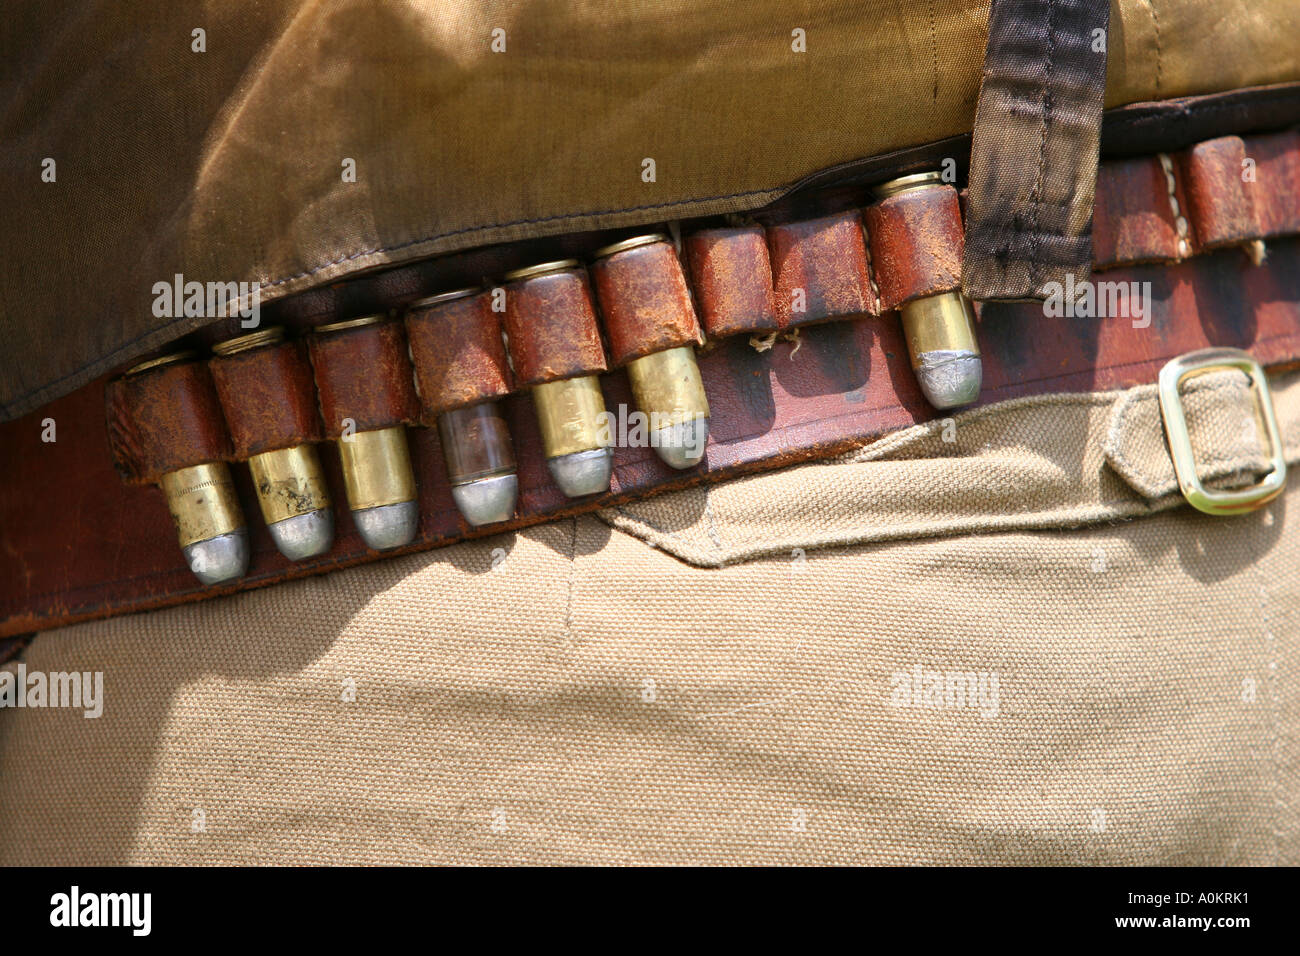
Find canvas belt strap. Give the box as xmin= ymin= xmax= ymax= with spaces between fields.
xmin=963 ymin=0 xmax=1112 ymax=300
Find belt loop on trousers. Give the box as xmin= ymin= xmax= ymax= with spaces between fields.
xmin=1158 ymin=348 xmax=1288 ymax=515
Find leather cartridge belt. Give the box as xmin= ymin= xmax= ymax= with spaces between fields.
xmin=2 ymin=127 xmax=1300 ymax=637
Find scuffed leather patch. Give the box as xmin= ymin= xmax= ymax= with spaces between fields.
xmin=105 ymin=360 xmax=234 ymax=485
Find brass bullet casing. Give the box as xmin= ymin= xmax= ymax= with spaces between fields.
xmin=502 ymin=260 xmax=614 ymax=498
xmin=160 ymin=462 xmax=244 ymax=549
xmin=530 ymin=374 xmax=614 ymax=497
xmin=126 ymin=352 xmax=250 ymax=586
xmin=246 ymin=445 xmax=333 ymax=558
xmin=337 ymin=425 xmax=416 ymax=510
xmin=212 ymin=328 xmax=334 ymax=561
xmin=872 ymin=172 xmax=982 ymax=409
xmin=336 ymin=424 xmax=419 ymax=549
xmin=871 ymin=171 xmax=946 ymax=201
xmin=314 ymin=314 xmax=421 ymax=551
xmin=590 ymin=235 xmax=710 ymax=469
xmin=624 ymin=346 xmax=710 ymax=469
xmin=531 ymin=374 xmax=610 ymax=459
xmin=245 ymin=445 xmax=331 ymax=524
xmin=899 ymin=292 xmax=979 ymax=361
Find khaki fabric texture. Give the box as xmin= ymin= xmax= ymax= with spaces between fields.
xmin=607 ymin=369 xmax=1300 ymax=564
xmin=4 ymin=0 xmax=1300 ymax=419
xmin=0 ymin=373 xmax=1297 ymax=865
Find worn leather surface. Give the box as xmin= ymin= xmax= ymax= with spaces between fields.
xmin=405 ymin=291 xmax=512 ymax=420
xmin=103 ymin=359 xmax=233 ymax=485
xmin=3 ymin=237 xmax=1300 ymax=637
xmin=1093 ymin=155 xmax=1188 ymax=267
xmin=590 ymin=240 xmax=703 ymax=366
xmin=210 ymin=339 xmax=323 ymax=457
xmin=308 ymin=321 xmax=419 ymax=437
xmin=1182 ymin=132 xmax=1300 ymax=249
xmin=684 ymin=226 xmax=779 ymax=338
xmin=1255 ymin=130 xmax=1300 ymax=236
xmin=502 ymin=268 xmax=608 ymax=387
xmin=768 ymin=212 xmax=877 ymax=328
xmin=1181 ymin=136 xmax=1259 ymax=250
xmin=1093 ymin=128 xmax=1300 ymax=270
xmin=865 ymin=184 xmax=965 ymax=310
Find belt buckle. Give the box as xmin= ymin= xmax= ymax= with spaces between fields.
xmin=1157 ymin=347 xmax=1287 ymax=516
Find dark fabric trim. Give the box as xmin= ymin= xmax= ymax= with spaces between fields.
xmin=962 ymin=0 xmax=1111 ymax=301
xmin=1102 ymin=83 xmax=1300 ymax=157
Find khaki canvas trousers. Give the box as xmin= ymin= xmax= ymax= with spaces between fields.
xmin=1 ymin=370 xmax=1297 ymax=865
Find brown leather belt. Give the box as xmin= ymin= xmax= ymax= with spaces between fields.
xmin=2 ymin=128 xmax=1300 ymax=638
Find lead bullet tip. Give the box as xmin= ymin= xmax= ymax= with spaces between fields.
xmin=914 ymin=351 xmax=982 ymax=410
xmin=268 ymin=509 xmax=335 ymax=561
xmin=353 ymin=501 xmax=419 ymax=551
xmin=653 ymin=417 xmax=709 ymax=469
xmin=452 ymin=473 xmax=518 ymax=527
xmin=183 ymin=529 xmax=250 ymax=585
xmin=548 ymin=447 xmax=613 ymax=498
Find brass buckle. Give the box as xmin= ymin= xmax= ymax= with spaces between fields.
xmin=1157 ymin=348 xmax=1287 ymax=516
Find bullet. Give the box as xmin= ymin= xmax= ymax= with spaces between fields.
xmin=211 ymin=328 xmax=334 ymax=560
xmin=405 ymin=288 xmax=518 ymax=527
xmin=337 ymin=423 xmax=418 ymax=550
xmin=895 ymin=291 xmax=982 ymax=409
xmin=437 ymin=402 xmax=517 ymax=526
xmin=872 ymin=172 xmax=982 ymax=409
xmin=531 ymin=373 xmax=613 ymax=497
xmin=245 ymin=445 xmax=333 ymax=559
xmin=313 ymin=316 xmax=420 ymax=550
xmin=126 ymin=353 xmax=249 ymax=585
xmin=623 ymin=345 xmax=710 ymax=469
xmin=160 ymin=462 xmax=249 ymax=585
xmin=590 ymin=235 xmax=710 ymax=469
xmin=501 ymin=261 xmax=614 ymax=498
